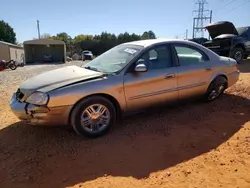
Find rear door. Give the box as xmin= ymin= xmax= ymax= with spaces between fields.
xmin=172 ymin=44 xmax=215 ymax=100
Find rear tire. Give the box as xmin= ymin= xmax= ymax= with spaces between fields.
xmin=204 ymin=76 xmax=227 ymax=102
xmin=230 ymin=47 xmax=244 ymax=63
xmin=70 ymin=96 xmax=116 ymax=138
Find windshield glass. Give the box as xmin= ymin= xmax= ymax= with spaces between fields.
xmin=82 ymin=44 xmax=143 ymax=73
xmin=236 ymin=27 xmax=247 ymax=36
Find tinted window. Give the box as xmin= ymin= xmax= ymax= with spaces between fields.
xmin=139 ymin=45 xmax=173 ymax=70
xmin=245 ymin=28 xmax=250 ymax=39
xmin=174 ymin=45 xmax=208 ymax=66
xmin=237 ymin=27 xmax=248 ymax=36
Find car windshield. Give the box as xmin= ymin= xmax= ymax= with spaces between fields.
xmin=236 ymin=27 xmax=247 ymax=36
xmin=82 ymin=44 xmax=143 ymax=73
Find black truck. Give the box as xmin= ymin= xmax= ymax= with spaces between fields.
xmin=203 ymin=21 xmax=250 ymax=63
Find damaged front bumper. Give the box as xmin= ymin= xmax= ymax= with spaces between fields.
xmin=10 ymin=93 xmax=72 ymax=126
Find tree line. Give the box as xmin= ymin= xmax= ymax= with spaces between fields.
xmin=0 ymin=20 xmax=157 ymax=56
xmin=41 ymin=30 xmax=156 ymax=56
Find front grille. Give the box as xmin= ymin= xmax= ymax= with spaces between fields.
xmin=16 ymin=88 xmax=24 ymax=101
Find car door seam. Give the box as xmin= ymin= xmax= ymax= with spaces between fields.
xmin=128 ymin=88 xmax=178 ymax=100
xmin=177 ymin=82 xmax=206 ymax=91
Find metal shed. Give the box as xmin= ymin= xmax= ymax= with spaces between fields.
xmin=23 ymin=39 xmax=66 ymax=64
xmin=0 ymin=41 xmax=24 ymax=62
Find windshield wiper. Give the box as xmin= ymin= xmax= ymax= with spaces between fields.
xmin=84 ymin=66 xmax=100 ymax=72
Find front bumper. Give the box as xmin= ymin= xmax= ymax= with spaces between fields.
xmin=227 ymin=70 xmax=240 ymax=88
xmin=10 ymin=93 xmax=73 ymax=126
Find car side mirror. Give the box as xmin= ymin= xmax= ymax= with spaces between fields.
xmin=134 ymin=63 xmax=147 ymax=72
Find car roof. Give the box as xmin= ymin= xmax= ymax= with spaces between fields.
xmin=123 ymin=38 xmax=194 ymax=47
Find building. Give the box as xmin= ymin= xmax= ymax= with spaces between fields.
xmin=23 ymin=39 xmax=66 ymax=64
xmin=0 ymin=41 xmax=24 ymax=62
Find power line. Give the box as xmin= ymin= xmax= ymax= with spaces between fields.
xmin=226 ymin=0 xmax=250 ymax=13
xmin=216 ymin=0 xmax=250 ymax=15
xmin=224 ymin=0 xmax=236 ymax=8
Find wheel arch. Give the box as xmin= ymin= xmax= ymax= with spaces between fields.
xmin=207 ymin=74 xmax=228 ymax=90
xmin=233 ymin=43 xmax=246 ymax=52
xmin=68 ymin=93 xmax=122 ymax=124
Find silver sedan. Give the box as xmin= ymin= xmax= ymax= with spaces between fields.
xmin=10 ymin=39 xmax=240 ymax=138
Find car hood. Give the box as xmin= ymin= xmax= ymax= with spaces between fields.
xmin=19 ymin=65 xmax=105 ymax=96
xmin=205 ymin=21 xmax=238 ymax=39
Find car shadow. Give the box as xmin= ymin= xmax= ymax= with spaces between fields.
xmin=238 ymin=59 xmax=250 ymax=73
xmin=0 ymin=94 xmax=249 ymax=187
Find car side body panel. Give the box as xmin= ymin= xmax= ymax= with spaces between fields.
xmin=123 ymin=67 xmax=178 ymax=111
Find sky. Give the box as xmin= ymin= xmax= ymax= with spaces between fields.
xmin=1 ymin=0 xmax=250 ymax=43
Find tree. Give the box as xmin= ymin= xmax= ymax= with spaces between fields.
xmin=50 ymin=30 xmax=157 ymax=56
xmin=0 ymin=20 xmax=17 ymax=44
xmin=147 ymin=30 xmax=156 ymax=39
xmin=141 ymin=30 xmax=156 ymax=39
xmin=40 ymin=33 xmax=51 ymax=39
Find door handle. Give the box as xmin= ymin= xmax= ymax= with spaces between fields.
xmin=205 ymin=67 xmax=212 ymax=71
xmin=165 ymin=74 xmax=175 ymax=79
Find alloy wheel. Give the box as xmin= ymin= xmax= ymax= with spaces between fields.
xmin=235 ymin=50 xmax=243 ymax=62
xmin=208 ymin=84 xmax=225 ymax=101
xmin=81 ymin=104 xmax=110 ymax=133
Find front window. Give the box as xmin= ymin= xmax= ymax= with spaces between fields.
xmin=82 ymin=44 xmax=143 ymax=73
xmin=236 ymin=27 xmax=247 ymax=36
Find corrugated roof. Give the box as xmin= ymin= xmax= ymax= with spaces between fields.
xmin=0 ymin=41 xmax=23 ymax=48
xmin=23 ymin=38 xmax=65 ymax=45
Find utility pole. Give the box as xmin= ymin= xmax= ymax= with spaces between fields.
xmin=185 ymin=29 xmax=188 ymax=39
xmin=37 ymin=20 xmax=41 ymax=39
xmin=192 ymin=0 xmax=212 ymax=39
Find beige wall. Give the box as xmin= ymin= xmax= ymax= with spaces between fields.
xmin=0 ymin=43 xmax=10 ymax=61
xmin=9 ymin=47 xmax=24 ymax=61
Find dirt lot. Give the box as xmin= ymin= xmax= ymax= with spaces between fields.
xmin=0 ymin=60 xmax=250 ymax=188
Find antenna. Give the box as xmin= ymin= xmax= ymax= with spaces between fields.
xmin=192 ymin=0 xmax=212 ymax=39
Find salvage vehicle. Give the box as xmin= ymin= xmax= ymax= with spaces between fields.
xmin=10 ymin=39 xmax=240 ymax=138
xmin=82 ymin=50 xmax=94 ymax=60
xmin=203 ymin=21 xmax=250 ymax=62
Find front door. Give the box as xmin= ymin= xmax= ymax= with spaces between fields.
xmin=123 ymin=44 xmax=178 ymax=112
xmin=172 ymin=44 xmax=215 ymax=100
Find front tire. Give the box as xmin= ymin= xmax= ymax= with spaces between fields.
xmin=230 ymin=47 xmax=244 ymax=63
xmin=70 ymin=96 xmax=116 ymax=138
xmin=204 ymin=76 xmax=227 ymax=102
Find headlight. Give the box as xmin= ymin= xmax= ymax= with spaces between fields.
xmin=25 ymin=92 xmax=49 ymax=105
